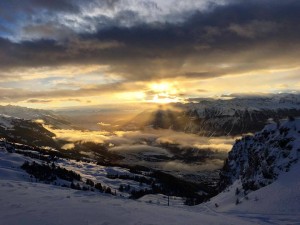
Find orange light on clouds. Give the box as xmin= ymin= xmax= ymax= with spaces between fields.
xmin=148 ymin=82 xmax=183 ymax=104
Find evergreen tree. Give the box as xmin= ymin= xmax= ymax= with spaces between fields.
xmin=95 ymin=183 xmax=103 ymax=192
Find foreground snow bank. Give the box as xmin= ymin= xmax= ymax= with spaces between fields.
xmin=0 ymin=180 xmax=261 ymax=225
xmin=207 ymin=162 xmax=300 ymax=218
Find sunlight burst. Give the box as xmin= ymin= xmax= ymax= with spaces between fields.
xmin=149 ymin=82 xmax=180 ymax=104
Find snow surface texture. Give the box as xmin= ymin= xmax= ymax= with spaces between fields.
xmin=1 ymin=141 xmax=300 ymax=224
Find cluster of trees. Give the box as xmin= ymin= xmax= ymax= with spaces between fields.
xmin=85 ymin=179 xmax=114 ymax=194
xmin=130 ymin=188 xmax=155 ymax=199
xmin=150 ymin=171 xmax=214 ymax=198
xmin=69 ymin=142 xmax=124 ymax=165
xmin=118 ymin=184 xmax=132 ymax=192
xmin=128 ymin=182 xmax=210 ymax=206
xmin=107 ymin=174 xmax=154 ymax=185
xmin=15 ymin=150 xmax=55 ymax=162
xmin=128 ymin=165 xmax=151 ymax=175
xmin=21 ymin=161 xmax=81 ymax=182
xmin=107 ymin=170 xmax=215 ymax=203
xmin=14 ymin=139 xmax=216 ymax=206
xmin=184 ymin=195 xmax=211 ymax=206
xmin=21 ymin=161 xmax=116 ymax=195
xmin=1 ymin=139 xmax=67 ymax=160
xmin=116 ymin=170 xmax=215 ymax=205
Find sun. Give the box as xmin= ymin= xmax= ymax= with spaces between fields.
xmin=149 ymin=82 xmax=180 ymax=104
xmin=151 ymin=83 xmax=171 ymax=92
xmin=118 ymin=82 xmax=183 ymax=104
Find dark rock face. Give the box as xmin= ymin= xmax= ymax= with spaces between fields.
xmin=219 ymin=119 xmax=300 ymax=192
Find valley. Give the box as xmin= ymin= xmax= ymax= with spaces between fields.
xmin=1 ymin=94 xmax=300 ymax=205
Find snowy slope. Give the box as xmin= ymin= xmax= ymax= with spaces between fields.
xmin=208 ymin=162 xmax=300 ymax=215
xmin=205 ymin=162 xmax=300 ymax=224
xmin=1 ymin=141 xmax=300 ymax=224
xmin=0 ymin=179 xmax=262 ymax=225
xmin=0 ymin=148 xmax=257 ymax=225
xmin=55 ymin=158 xmax=152 ymax=198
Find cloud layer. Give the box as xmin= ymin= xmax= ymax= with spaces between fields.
xmin=44 ymin=125 xmax=235 ymax=171
xmin=1 ymin=0 xmax=300 ymax=106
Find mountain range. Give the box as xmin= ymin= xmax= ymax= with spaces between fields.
xmin=124 ymin=94 xmax=300 ymax=136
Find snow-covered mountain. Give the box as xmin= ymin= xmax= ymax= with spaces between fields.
xmin=183 ymin=94 xmax=300 ymax=136
xmin=0 ymin=114 xmax=58 ymax=148
xmin=219 ymin=117 xmax=300 ymax=192
xmin=123 ymin=94 xmax=300 ymax=136
xmin=187 ymin=93 xmax=300 ymax=116
xmin=0 ymin=105 xmax=72 ymax=129
xmin=0 ymin=105 xmax=78 ymax=148
xmin=202 ymin=119 xmax=300 ymax=220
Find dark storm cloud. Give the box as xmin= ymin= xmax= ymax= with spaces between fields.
xmin=0 ymin=0 xmax=122 ymax=39
xmin=28 ymin=0 xmax=80 ymax=12
xmin=0 ymin=0 xmax=79 ymax=21
xmin=0 ymin=0 xmax=124 ymax=22
xmin=0 ymin=82 xmax=145 ymax=102
xmin=1 ymin=0 xmax=300 ymax=82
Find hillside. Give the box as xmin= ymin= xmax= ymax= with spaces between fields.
xmin=0 ymin=105 xmax=72 ymax=129
xmin=207 ymin=162 xmax=300 ymax=217
xmin=0 ymin=105 xmax=83 ymax=148
xmin=0 ymin=114 xmax=58 ymax=148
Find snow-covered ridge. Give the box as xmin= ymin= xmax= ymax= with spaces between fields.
xmin=180 ymin=94 xmax=300 ymax=136
xmin=187 ymin=94 xmax=300 ymax=116
xmin=0 ymin=105 xmax=72 ymax=129
xmin=0 ymin=113 xmax=57 ymax=148
xmin=219 ymin=118 xmax=300 ymax=191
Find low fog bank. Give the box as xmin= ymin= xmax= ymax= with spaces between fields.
xmin=43 ymin=124 xmax=237 ymax=172
xmin=45 ymin=125 xmax=235 ymax=152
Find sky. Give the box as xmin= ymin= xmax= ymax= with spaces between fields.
xmin=0 ymin=0 xmax=300 ymax=108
